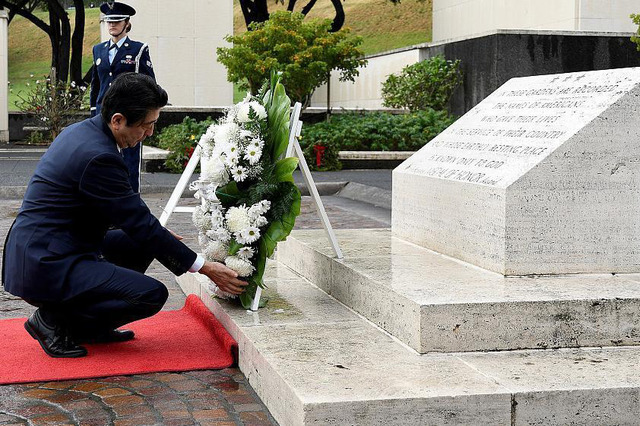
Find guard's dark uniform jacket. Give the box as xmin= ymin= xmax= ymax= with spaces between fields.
xmin=1 ymin=116 xmax=195 ymax=303
xmin=90 ymin=37 xmax=155 ymax=192
xmin=90 ymin=37 xmax=155 ymax=114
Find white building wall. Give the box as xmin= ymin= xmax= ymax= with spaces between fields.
xmin=578 ymin=0 xmax=639 ymax=32
xmin=433 ymin=0 xmax=638 ymax=42
xmin=0 ymin=9 xmax=8 ymax=142
xmin=309 ymin=48 xmax=421 ymax=109
xmin=101 ymin=0 xmax=233 ymax=106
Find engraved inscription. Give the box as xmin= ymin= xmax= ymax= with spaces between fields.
xmin=406 ymin=70 xmax=639 ymax=187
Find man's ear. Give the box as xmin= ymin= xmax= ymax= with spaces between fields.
xmin=110 ymin=113 xmax=127 ymax=130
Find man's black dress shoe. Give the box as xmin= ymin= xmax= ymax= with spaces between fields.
xmin=76 ymin=329 xmax=135 ymax=344
xmin=24 ymin=310 xmax=87 ymax=358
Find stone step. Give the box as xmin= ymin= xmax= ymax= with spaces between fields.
xmin=176 ymin=266 xmax=640 ymax=426
xmin=276 ymin=229 xmax=640 ymax=353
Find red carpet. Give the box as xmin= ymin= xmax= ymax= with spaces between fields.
xmin=0 ymin=295 xmax=237 ymax=385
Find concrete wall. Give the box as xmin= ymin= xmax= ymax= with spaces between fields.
xmin=437 ymin=30 xmax=640 ymax=116
xmin=309 ymin=47 xmax=421 ymax=109
xmin=0 ymin=9 xmax=7 ymax=142
xmin=433 ymin=0 xmax=639 ymax=42
xmin=101 ymin=0 xmax=233 ymax=106
xmin=311 ymin=30 xmax=640 ymax=115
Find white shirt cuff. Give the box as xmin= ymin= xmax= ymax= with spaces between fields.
xmin=189 ymin=255 xmax=205 ymax=273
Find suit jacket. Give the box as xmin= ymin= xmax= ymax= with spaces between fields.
xmin=90 ymin=37 xmax=155 ymax=115
xmin=1 ymin=116 xmax=195 ymax=302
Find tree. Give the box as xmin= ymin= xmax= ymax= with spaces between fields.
xmin=240 ymin=0 xmax=344 ymax=32
xmin=217 ymin=11 xmax=366 ymax=107
xmin=0 ymin=0 xmax=86 ymax=85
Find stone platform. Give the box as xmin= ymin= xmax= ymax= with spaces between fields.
xmin=176 ymin=230 xmax=640 ymax=425
xmin=278 ymin=229 xmax=640 ymax=353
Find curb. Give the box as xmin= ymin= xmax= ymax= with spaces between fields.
xmin=0 ymin=182 xmax=391 ymax=210
xmin=335 ymin=182 xmax=392 ymax=210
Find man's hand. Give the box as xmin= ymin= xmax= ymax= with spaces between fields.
xmin=198 ymin=261 xmax=248 ymax=295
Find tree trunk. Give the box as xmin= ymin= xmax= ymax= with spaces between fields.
xmin=47 ymin=0 xmax=71 ymax=83
xmin=48 ymin=6 xmax=61 ymax=79
xmin=69 ymin=0 xmax=84 ymax=85
xmin=238 ymin=0 xmax=269 ymax=29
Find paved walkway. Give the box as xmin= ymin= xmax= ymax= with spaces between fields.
xmin=0 ymin=180 xmax=391 ymax=425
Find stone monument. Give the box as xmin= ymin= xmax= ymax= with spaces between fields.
xmin=393 ymin=67 xmax=640 ymax=275
xmin=0 ymin=9 xmax=8 ymax=142
xmin=177 ymin=67 xmax=640 ymax=424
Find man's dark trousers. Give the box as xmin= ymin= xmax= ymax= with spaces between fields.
xmin=36 ymin=230 xmax=168 ymax=337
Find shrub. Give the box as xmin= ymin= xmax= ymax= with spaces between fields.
xmin=15 ymin=71 xmax=88 ymax=142
xmin=157 ymin=116 xmax=215 ymax=173
xmin=299 ymin=110 xmax=455 ymax=170
xmin=217 ymin=11 xmax=367 ymax=107
xmin=381 ymin=56 xmax=463 ymax=112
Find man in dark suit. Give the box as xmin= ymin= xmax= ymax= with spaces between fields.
xmin=2 ymin=73 xmax=247 ymax=358
xmin=90 ymin=1 xmax=155 ymax=192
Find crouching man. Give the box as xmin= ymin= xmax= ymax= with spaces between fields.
xmin=2 ymin=73 xmax=246 ymax=358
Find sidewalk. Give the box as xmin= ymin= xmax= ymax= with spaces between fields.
xmin=0 ymin=171 xmax=392 ymax=425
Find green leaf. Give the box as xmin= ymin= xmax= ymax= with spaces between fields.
xmin=273 ymin=157 xmax=299 ymax=183
xmin=227 ymin=239 xmax=243 ymax=256
xmin=216 ymin=181 xmax=242 ymax=206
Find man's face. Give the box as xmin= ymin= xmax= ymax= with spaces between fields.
xmin=113 ymin=109 xmax=160 ymax=149
xmin=107 ymin=20 xmax=126 ymax=37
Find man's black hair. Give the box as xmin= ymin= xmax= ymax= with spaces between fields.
xmin=101 ymin=73 xmax=168 ymax=125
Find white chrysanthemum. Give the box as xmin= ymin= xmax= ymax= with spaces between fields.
xmin=214 ymin=122 xmax=239 ymax=145
xmin=223 ymin=142 xmax=240 ymax=157
xmin=198 ymin=232 xmax=209 ymax=247
xmin=236 ymin=102 xmax=254 ymax=123
xmin=236 ymin=226 xmax=261 ymax=244
xmin=253 ymin=216 xmax=268 ymax=228
xmin=200 ymin=127 xmax=214 ymax=143
xmin=225 ymin=255 xmax=255 ymax=277
xmin=201 ymin=156 xmax=229 ymax=186
xmin=249 ymin=138 xmax=264 ymax=150
xmin=230 ymin=165 xmax=248 ymax=182
xmin=244 ymin=147 xmax=262 ymax=165
xmin=226 ymin=206 xmax=251 ymax=233
xmin=248 ymin=200 xmax=271 ymax=219
xmin=224 ymin=150 xmax=240 ymax=167
xmin=207 ymin=227 xmax=231 ymax=242
xmin=201 ymin=155 xmax=222 ymax=178
xmin=192 ymin=206 xmax=211 ymax=231
xmin=237 ymin=246 xmax=255 ymax=260
xmin=204 ymin=240 xmax=229 ymax=262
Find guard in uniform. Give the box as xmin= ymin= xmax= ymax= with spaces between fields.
xmin=90 ymin=1 xmax=155 ymax=192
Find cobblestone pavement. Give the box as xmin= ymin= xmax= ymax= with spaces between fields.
xmin=0 ymin=190 xmax=389 ymax=425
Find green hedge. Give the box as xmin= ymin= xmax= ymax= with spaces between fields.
xmin=299 ymin=109 xmax=455 ymax=170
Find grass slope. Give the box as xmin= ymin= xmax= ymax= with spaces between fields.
xmin=8 ymin=1 xmax=432 ymax=109
xmin=233 ymin=0 xmax=432 ymax=55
